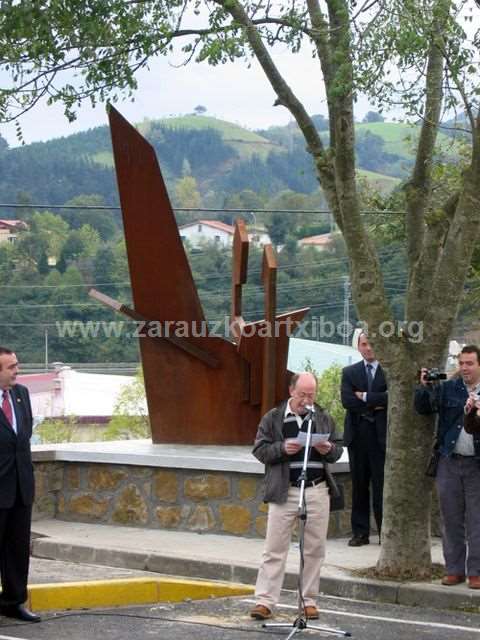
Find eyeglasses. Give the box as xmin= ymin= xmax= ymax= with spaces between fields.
xmin=293 ymin=391 xmax=316 ymax=400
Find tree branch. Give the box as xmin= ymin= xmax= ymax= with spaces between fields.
xmin=211 ymin=1 xmax=335 ymax=185
xmin=404 ymin=1 xmax=447 ymax=322
xmin=320 ymin=0 xmax=395 ymax=356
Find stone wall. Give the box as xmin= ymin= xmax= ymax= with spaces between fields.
xmin=33 ymin=461 xmax=353 ymax=538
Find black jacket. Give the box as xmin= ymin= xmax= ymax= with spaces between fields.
xmin=0 ymin=383 xmax=35 ymax=508
xmin=341 ymin=361 xmax=388 ymax=448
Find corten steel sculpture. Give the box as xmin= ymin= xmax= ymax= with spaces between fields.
xmin=93 ymin=107 xmax=309 ymax=445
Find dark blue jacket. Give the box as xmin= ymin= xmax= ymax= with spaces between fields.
xmin=0 ymin=383 xmax=35 ymax=508
xmin=414 ymin=377 xmax=480 ymax=459
xmin=341 ymin=361 xmax=388 ymax=448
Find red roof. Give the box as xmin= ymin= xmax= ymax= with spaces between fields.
xmin=0 ymin=219 xmax=28 ymax=230
xmin=299 ymin=233 xmax=333 ymax=246
xmin=179 ymin=219 xmax=235 ymax=235
xmin=17 ymin=372 xmax=57 ymax=394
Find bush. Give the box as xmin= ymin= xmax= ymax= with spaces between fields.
xmin=103 ymin=369 xmax=150 ymax=440
xmin=303 ymin=359 xmax=345 ymax=435
xmin=34 ymin=416 xmax=77 ymax=443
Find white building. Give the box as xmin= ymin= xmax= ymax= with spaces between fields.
xmin=179 ymin=219 xmax=271 ymax=249
xmin=288 ymin=337 xmax=361 ymax=375
xmin=0 ymin=219 xmax=28 ymax=244
xmin=248 ymin=225 xmax=271 ymax=247
xmin=17 ymin=366 xmax=143 ymax=421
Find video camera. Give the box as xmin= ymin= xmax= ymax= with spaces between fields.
xmin=420 ymin=368 xmax=447 ymax=383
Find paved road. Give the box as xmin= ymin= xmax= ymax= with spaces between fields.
xmin=1 ymin=591 xmax=479 ymax=640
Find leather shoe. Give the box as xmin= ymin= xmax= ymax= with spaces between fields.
xmin=0 ymin=604 xmax=41 ymax=622
xmin=304 ymin=606 xmax=319 ymax=620
xmin=441 ymin=574 xmax=465 ymax=586
xmin=348 ymin=535 xmax=369 ymax=547
xmin=250 ymin=604 xmax=272 ymax=620
xmin=469 ymin=576 xmax=480 ymax=589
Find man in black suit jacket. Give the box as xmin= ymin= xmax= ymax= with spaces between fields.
xmin=0 ymin=346 xmax=41 ymax=622
xmin=341 ymin=333 xmax=388 ymax=546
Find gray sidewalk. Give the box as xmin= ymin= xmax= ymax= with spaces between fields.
xmin=30 ymin=519 xmax=480 ymax=612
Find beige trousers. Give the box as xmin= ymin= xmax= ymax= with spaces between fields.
xmin=254 ymin=482 xmax=330 ymax=609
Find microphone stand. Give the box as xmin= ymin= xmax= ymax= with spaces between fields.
xmin=263 ymin=406 xmax=351 ymax=639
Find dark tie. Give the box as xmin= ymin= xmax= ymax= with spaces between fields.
xmin=1 ymin=390 xmax=13 ymax=427
xmin=366 ymin=364 xmax=374 ymax=392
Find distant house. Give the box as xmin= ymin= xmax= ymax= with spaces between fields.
xmin=179 ymin=219 xmax=234 ymax=248
xmin=17 ymin=365 xmax=143 ymax=423
xmin=179 ymin=219 xmax=271 ymax=249
xmin=248 ymin=225 xmax=271 ymax=247
xmin=298 ymin=232 xmax=333 ymax=251
xmin=0 ymin=219 xmax=28 ymax=244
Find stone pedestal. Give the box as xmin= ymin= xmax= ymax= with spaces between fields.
xmin=33 ymin=441 xmax=352 ymax=538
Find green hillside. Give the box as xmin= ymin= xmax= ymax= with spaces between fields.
xmin=357 ymin=168 xmax=401 ymax=193
xmin=91 ymin=116 xmax=458 ymax=189
xmin=356 ymin=121 xmax=459 ymax=159
xmin=0 ymin=113 xmax=465 ymax=211
xmin=143 ymin=114 xmax=281 ymax=159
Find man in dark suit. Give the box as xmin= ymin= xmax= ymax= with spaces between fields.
xmin=0 ymin=346 xmax=41 ymax=622
xmin=341 ymin=333 xmax=388 ymax=546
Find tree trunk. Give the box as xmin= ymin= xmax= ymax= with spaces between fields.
xmin=376 ymin=348 xmax=437 ymax=577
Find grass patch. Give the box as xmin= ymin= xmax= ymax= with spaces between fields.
xmin=357 ymin=168 xmax=401 ymax=193
xmin=91 ymin=151 xmax=115 ymax=167
xmin=356 ymin=122 xmax=460 ymax=160
xmin=158 ymin=115 xmax=282 ymax=159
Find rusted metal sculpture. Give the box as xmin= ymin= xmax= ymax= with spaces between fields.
xmin=94 ymin=107 xmax=309 ymax=445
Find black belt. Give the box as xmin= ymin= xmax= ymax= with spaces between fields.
xmin=451 ymin=453 xmax=474 ymax=459
xmin=290 ymin=477 xmax=325 ymax=488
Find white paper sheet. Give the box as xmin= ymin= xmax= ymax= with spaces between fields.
xmin=286 ymin=432 xmax=330 ymax=447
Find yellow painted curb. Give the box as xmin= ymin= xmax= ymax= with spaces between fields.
xmin=27 ymin=577 xmax=254 ymax=612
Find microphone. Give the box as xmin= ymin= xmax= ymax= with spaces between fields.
xmin=305 ymin=404 xmax=315 ymax=414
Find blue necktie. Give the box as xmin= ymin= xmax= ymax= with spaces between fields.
xmin=366 ymin=364 xmax=374 ymax=392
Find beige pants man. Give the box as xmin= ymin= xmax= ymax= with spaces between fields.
xmin=255 ymin=482 xmax=330 ymax=610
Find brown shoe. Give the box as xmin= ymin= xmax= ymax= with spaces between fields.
xmin=469 ymin=576 xmax=480 ymax=589
xmin=441 ymin=574 xmax=466 ymax=586
xmin=250 ymin=604 xmax=272 ymax=620
xmin=304 ymin=606 xmax=319 ymax=620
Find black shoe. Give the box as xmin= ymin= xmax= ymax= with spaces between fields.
xmin=0 ymin=604 xmax=41 ymax=622
xmin=348 ymin=535 xmax=370 ymax=547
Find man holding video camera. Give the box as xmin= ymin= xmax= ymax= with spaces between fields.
xmin=415 ymin=344 xmax=480 ymax=589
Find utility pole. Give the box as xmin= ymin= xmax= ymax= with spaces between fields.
xmin=342 ymin=276 xmax=351 ymax=345
xmin=44 ymin=328 xmax=49 ymax=371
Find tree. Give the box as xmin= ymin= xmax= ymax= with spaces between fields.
xmin=304 ymin=361 xmax=346 ymax=434
xmin=62 ymin=195 xmax=118 ymax=242
xmin=2 ymin=1 xmax=480 ymax=579
xmin=356 ymin=131 xmax=400 ymax=174
xmin=362 ymin=111 xmax=385 ymax=124
xmin=0 ymin=134 xmax=8 ymax=154
xmin=16 ymin=211 xmax=69 ymax=269
xmin=174 ymin=175 xmax=203 ymax=209
xmin=193 ymin=105 xmax=207 ymax=115
xmin=105 ymin=369 xmax=149 ymax=441
xmin=266 ymin=212 xmax=291 ymax=246
xmin=93 ymin=246 xmax=120 ymax=298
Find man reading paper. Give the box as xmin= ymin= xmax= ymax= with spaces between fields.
xmin=249 ymin=372 xmax=342 ymax=621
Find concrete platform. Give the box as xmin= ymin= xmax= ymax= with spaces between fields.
xmin=32 ymin=440 xmax=350 ymax=473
